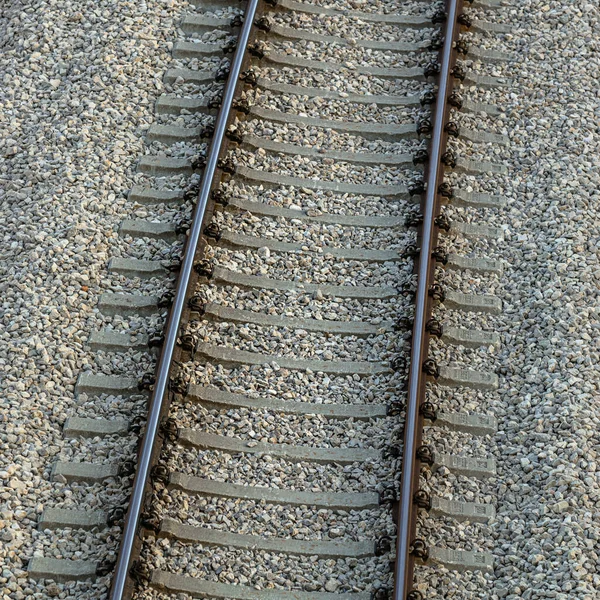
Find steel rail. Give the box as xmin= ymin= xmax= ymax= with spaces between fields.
xmin=394 ymin=0 xmax=463 ymax=597
xmin=108 ymin=0 xmax=259 ymax=596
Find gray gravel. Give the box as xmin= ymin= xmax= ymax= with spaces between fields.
xmin=273 ymin=11 xmax=436 ymax=43
xmin=170 ymin=404 xmax=394 ymax=446
xmin=265 ymin=39 xmax=432 ymax=68
xmin=194 ymin=363 xmax=404 ymax=406
xmin=476 ymin=2 xmax=600 ymax=599
xmin=256 ymin=64 xmax=430 ymax=96
xmin=231 ymin=147 xmax=415 ymax=185
xmin=240 ymin=118 xmax=424 ymax=155
xmin=300 ymin=0 xmax=433 ymax=15
xmin=214 ymin=210 xmax=412 ymax=249
xmin=221 ymin=179 xmax=416 ymax=215
xmin=160 ymin=492 xmax=394 ymax=541
xmin=244 ymin=88 xmax=425 ymax=123
xmin=143 ymin=541 xmax=394 ymax=594
xmin=414 ymin=1 xmax=600 ymax=598
xmin=187 ymin=319 xmax=398 ymax=361
xmin=165 ymin=447 xmax=397 ymax=493
xmin=0 ymin=0 xmax=196 ymax=595
xmin=202 ymin=283 xmax=405 ymax=320
xmin=210 ymin=245 xmax=411 ymax=287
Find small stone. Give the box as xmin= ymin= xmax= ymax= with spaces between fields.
xmin=46 ymin=584 xmax=61 ymax=597
xmin=552 ymin=501 xmax=570 ymax=513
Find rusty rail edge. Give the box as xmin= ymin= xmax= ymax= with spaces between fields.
xmin=394 ymin=0 xmax=463 ymax=598
xmin=108 ymin=0 xmax=260 ymax=597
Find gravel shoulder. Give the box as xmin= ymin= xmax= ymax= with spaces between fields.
xmin=415 ymin=1 xmax=600 ymax=598
xmin=0 ymin=0 xmax=189 ymax=597
xmin=484 ymin=3 xmax=600 ymax=599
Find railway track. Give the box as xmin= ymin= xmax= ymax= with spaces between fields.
xmin=26 ymin=0 xmax=511 ymax=597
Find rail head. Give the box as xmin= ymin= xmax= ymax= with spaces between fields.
xmin=108 ymin=1 xmax=260 ymax=597
xmin=394 ymin=0 xmax=464 ymax=598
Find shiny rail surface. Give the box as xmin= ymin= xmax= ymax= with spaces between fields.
xmin=108 ymin=0 xmax=260 ymax=596
xmin=394 ymin=1 xmax=464 ymax=598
